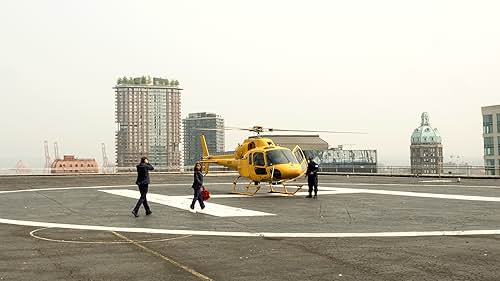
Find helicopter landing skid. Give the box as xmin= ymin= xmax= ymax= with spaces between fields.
xmin=268 ymin=182 xmax=302 ymax=195
xmin=231 ymin=177 xmax=261 ymax=196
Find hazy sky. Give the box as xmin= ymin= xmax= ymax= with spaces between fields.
xmin=1 ymin=0 xmax=499 ymax=168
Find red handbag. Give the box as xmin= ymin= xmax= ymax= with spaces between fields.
xmin=201 ymin=186 xmax=211 ymax=201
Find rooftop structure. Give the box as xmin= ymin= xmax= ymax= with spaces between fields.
xmin=261 ymin=135 xmax=329 ymax=150
xmin=411 ymin=112 xmax=442 ymax=145
xmin=117 ymin=76 xmax=179 ymax=87
xmin=304 ymin=148 xmax=378 ymax=173
xmin=262 ymin=134 xmax=376 ymax=173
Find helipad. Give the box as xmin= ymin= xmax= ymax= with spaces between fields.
xmin=1 ymin=174 xmax=500 ymax=280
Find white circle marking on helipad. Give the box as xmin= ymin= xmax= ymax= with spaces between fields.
xmin=2 ymin=183 xmax=500 ymax=238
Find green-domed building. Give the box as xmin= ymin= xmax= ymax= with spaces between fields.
xmin=410 ymin=112 xmax=443 ymax=174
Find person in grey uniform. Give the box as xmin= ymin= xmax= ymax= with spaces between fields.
xmin=305 ymin=157 xmax=319 ymax=198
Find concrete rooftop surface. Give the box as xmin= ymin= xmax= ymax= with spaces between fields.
xmin=1 ymin=174 xmax=500 ymax=281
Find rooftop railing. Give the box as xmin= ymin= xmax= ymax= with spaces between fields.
xmin=1 ymin=165 xmax=498 ymax=178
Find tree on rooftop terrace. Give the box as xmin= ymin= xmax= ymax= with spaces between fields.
xmin=117 ymin=77 xmax=122 ymax=84
xmin=141 ymin=76 xmax=146 ymax=84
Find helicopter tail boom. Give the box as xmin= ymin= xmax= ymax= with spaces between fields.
xmin=199 ymin=134 xmax=239 ymax=171
xmin=200 ymin=134 xmax=210 ymax=157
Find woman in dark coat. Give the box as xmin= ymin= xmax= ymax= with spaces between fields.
xmin=190 ymin=162 xmax=205 ymax=210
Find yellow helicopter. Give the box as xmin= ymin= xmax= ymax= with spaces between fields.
xmin=198 ymin=125 xmax=364 ymax=196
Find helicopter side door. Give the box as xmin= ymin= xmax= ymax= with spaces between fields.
xmin=250 ymin=152 xmax=268 ymax=181
xmin=292 ymin=145 xmax=308 ymax=175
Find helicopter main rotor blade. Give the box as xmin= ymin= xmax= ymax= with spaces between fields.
xmin=266 ymin=128 xmax=367 ymax=134
xmin=194 ymin=126 xmax=367 ymax=134
xmin=194 ymin=128 xmax=225 ymax=131
xmin=226 ymin=126 xmax=261 ymax=131
xmin=195 ymin=127 xmax=268 ymax=132
xmin=194 ymin=127 xmax=248 ymax=131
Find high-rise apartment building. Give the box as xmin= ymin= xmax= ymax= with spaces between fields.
xmin=410 ymin=112 xmax=443 ymax=174
xmin=114 ymin=76 xmax=181 ymax=169
xmin=482 ymin=105 xmax=500 ymax=175
xmin=183 ymin=112 xmax=224 ymax=166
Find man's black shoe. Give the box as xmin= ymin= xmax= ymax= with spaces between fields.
xmin=146 ymin=211 xmax=152 ymax=216
xmin=306 ymin=195 xmax=312 ymax=198
xmin=132 ymin=210 xmax=139 ymax=217
xmin=313 ymin=195 xmax=317 ymax=199
xmin=190 ymin=205 xmax=194 ymax=210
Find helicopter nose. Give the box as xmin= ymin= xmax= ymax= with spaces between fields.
xmin=283 ymin=165 xmax=302 ymax=178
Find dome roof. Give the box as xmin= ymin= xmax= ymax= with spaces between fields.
xmin=411 ymin=112 xmax=442 ymax=145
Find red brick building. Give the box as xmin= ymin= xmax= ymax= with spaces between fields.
xmin=51 ymin=155 xmax=99 ymax=174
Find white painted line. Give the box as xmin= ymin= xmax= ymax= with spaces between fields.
xmin=0 ymin=183 xmax=233 ymax=194
xmin=29 ymin=228 xmax=192 ymax=244
xmin=2 ymin=217 xmax=500 ymax=238
xmin=2 ymin=182 xmax=498 ymax=203
xmin=2 ymin=184 xmax=500 ymax=237
xmin=100 ymin=189 xmax=275 ymax=217
xmin=332 ymin=187 xmax=500 ymax=202
xmin=0 ymin=184 xmax=136 ymax=194
xmin=419 ymin=180 xmax=453 ymax=183
xmin=322 ymin=182 xmax=500 ymax=189
xmin=203 ymin=188 xmax=362 ymax=198
xmin=1 ymin=181 xmax=499 ymax=195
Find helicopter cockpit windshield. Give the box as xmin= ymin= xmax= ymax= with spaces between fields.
xmin=266 ymin=149 xmax=299 ymax=165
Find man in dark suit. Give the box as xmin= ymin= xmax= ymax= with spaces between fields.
xmin=132 ymin=157 xmax=154 ymax=217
